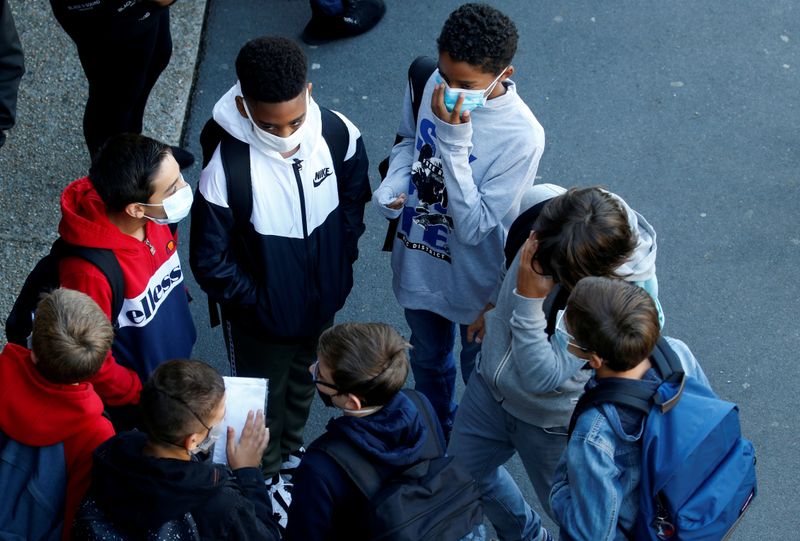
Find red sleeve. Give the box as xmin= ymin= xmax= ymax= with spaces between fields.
xmin=59 ymin=256 xmax=142 ymax=405
xmin=61 ymin=418 xmax=115 ymax=541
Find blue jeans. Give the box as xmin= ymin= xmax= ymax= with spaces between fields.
xmin=404 ymin=308 xmax=481 ymax=436
xmin=448 ymin=372 xmax=568 ymax=541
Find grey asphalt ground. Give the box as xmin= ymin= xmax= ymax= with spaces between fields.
xmin=2 ymin=0 xmax=797 ymax=539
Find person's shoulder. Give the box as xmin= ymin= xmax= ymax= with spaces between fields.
xmin=570 ymin=403 xmax=619 ymax=453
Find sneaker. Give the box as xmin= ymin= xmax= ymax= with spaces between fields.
xmin=265 ymin=473 xmax=292 ymax=531
xmin=279 ymin=447 xmax=305 ymax=483
xmin=301 ymin=0 xmax=386 ymax=45
xmin=170 ymin=145 xmax=196 ymax=170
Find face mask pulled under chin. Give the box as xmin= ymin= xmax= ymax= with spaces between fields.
xmin=242 ymin=92 xmax=309 ymax=154
xmin=190 ymin=422 xmax=225 ymax=456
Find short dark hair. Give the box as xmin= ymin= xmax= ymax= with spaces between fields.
xmin=89 ymin=133 xmax=172 ymax=212
xmin=31 ymin=288 xmax=113 ymax=384
xmin=236 ymin=36 xmax=307 ymax=103
xmin=318 ymin=323 xmax=410 ymax=407
xmin=140 ymin=360 xmax=225 ymax=446
xmin=533 ymin=187 xmax=636 ymax=290
xmin=566 ymin=277 xmax=660 ymax=372
xmin=437 ymin=3 xmax=518 ymax=74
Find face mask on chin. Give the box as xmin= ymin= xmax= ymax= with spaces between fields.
xmin=242 ymin=91 xmax=310 ymax=154
xmin=189 ymin=422 xmax=225 ymax=456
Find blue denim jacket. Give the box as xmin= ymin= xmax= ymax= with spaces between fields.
xmin=549 ymin=337 xmax=710 ymax=541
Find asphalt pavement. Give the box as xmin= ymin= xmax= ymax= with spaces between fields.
xmin=3 ymin=0 xmax=798 ymax=538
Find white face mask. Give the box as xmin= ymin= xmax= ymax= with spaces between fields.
xmin=242 ymin=91 xmax=309 ymax=154
xmin=435 ymin=67 xmax=508 ymax=113
xmin=139 ymin=184 xmax=193 ymax=225
xmin=190 ymin=422 xmax=225 ymax=456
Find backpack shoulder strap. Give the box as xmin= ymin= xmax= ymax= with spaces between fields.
xmin=566 ymin=337 xmax=688 ymax=437
xmin=311 ymin=432 xmax=385 ymax=499
xmin=58 ymin=239 xmax=125 ymax=325
xmin=319 ymin=107 xmax=349 ymax=182
xmin=544 ymin=284 xmax=569 ymax=338
xmin=407 ymin=56 xmax=437 ymax=125
xmin=401 ymin=389 xmax=445 ymax=459
xmin=218 ymin=131 xmax=252 ymax=233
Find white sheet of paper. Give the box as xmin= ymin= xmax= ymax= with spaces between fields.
xmin=212 ymin=376 xmax=268 ymax=465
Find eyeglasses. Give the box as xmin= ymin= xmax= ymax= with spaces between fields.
xmin=555 ymin=310 xmax=591 ymax=353
xmin=311 ymin=360 xmax=341 ymax=392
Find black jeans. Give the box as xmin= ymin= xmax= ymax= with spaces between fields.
xmin=52 ymin=8 xmax=172 ymax=156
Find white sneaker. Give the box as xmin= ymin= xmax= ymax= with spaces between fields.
xmin=265 ymin=473 xmax=292 ymax=530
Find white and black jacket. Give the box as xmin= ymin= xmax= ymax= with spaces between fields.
xmin=190 ymin=84 xmax=371 ymax=339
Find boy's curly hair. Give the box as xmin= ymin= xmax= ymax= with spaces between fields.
xmin=437 ymin=3 xmax=518 ymax=75
xmin=236 ymin=36 xmax=307 ymax=103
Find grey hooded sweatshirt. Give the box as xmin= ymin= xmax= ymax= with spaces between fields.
xmin=476 ymin=184 xmax=660 ymax=428
xmin=373 ymin=73 xmax=545 ymax=325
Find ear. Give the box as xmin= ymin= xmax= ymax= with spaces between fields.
xmin=341 ymin=393 xmax=363 ymax=411
xmin=182 ymin=433 xmax=197 ymax=453
xmin=587 ymin=353 xmax=604 ymax=370
xmin=307 ymin=82 xmax=313 ymax=98
xmin=501 ymin=65 xmax=514 ymax=80
xmin=124 ymin=202 xmax=146 ymax=220
xmin=29 ymin=351 xmax=38 ymax=364
xmin=235 ymin=95 xmax=248 ymax=119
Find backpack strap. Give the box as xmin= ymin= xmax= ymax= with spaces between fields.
xmin=204 ymin=131 xmax=251 ymax=328
xmin=381 ymin=56 xmax=438 ymax=252
xmin=401 ymin=388 xmax=445 ymax=459
xmin=566 ymin=337 xmax=684 ymax=437
xmin=320 ymin=107 xmax=349 ymax=182
xmin=57 ymin=239 xmax=125 ymax=326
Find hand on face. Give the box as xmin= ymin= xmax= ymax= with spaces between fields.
xmin=226 ymin=409 xmax=269 ymax=470
xmin=516 ymin=231 xmax=555 ymax=299
xmin=431 ymin=83 xmax=471 ymax=125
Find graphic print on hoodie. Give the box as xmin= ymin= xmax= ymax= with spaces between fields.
xmin=58 ymin=177 xmax=196 ymax=402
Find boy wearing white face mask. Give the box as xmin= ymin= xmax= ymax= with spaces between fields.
xmin=57 ymin=133 xmax=197 ymax=417
xmin=372 ymin=3 xmax=545 ymax=439
xmin=190 ymin=36 xmax=371 ymax=525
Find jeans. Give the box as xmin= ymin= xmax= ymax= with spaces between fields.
xmin=448 ymin=372 xmax=568 ymax=541
xmin=404 ymin=308 xmax=481 ymax=436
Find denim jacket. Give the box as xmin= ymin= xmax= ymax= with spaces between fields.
xmin=549 ymin=337 xmax=710 ymax=541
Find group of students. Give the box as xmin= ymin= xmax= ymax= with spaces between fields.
xmin=0 ymin=2 xmax=752 ymax=541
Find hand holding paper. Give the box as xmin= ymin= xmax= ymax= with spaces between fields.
xmin=227 ymin=409 xmax=269 ymax=470
xmin=212 ymin=376 xmax=268 ymax=465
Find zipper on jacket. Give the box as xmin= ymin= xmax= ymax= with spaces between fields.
xmin=292 ymin=158 xmax=309 ymax=238
xmin=492 ymin=345 xmax=513 ymax=390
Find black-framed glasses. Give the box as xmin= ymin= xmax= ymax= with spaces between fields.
xmin=312 ymin=360 xmax=341 ymax=392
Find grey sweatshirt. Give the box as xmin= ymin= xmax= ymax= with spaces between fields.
xmin=373 ymin=74 xmax=545 ymax=325
xmin=477 ymin=185 xmax=660 ymax=428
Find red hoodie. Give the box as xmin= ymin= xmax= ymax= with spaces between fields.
xmin=58 ymin=177 xmax=196 ymax=405
xmin=0 ymin=343 xmax=115 ymax=540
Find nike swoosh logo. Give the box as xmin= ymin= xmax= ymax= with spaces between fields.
xmin=313 ymin=171 xmax=333 ymax=187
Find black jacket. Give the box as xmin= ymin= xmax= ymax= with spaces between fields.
xmin=74 ymin=431 xmax=281 ymax=541
xmin=190 ymin=95 xmax=371 ymax=339
xmin=0 ymin=0 xmax=23 ymax=148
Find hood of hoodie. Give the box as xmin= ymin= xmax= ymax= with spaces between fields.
xmin=611 ymin=192 xmax=657 ymax=283
xmin=59 ymin=177 xmax=153 ymax=257
xmin=212 ymin=81 xmax=324 ymax=161
xmin=0 ymin=343 xmax=106 ymax=446
xmin=91 ymin=430 xmax=225 ymax=529
xmin=325 ymin=392 xmax=430 ymax=468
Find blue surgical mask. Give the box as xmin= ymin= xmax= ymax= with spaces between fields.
xmin=436 ymin=67 xmax=508 ymax=113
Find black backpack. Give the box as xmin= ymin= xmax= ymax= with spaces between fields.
xmin=311 ymin=390 xmax=483 ymax=541
xmin=379 ymin=56 xmax=438 ymax=251
xmin=72 ymin=497 xmax=201 ymax=541
xmin=5 ymin=238 xmax=124 ymax=346
xmin=198 ymin=107 xmax=351 ymax=327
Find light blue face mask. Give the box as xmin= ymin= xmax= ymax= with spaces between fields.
xmin=435 ymin=67 xmax=508 ymax=113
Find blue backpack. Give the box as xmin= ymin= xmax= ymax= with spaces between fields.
xmin=0 ymin=431 xmax=67 ymax=541
xmin=568 ymin=338 xmax=757 ymax=540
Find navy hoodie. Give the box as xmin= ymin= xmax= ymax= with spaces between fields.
xmin=76 ymin=431 xmax=280 ymax=541
xmin=285 ymin=391 xmax=443 ymax=541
